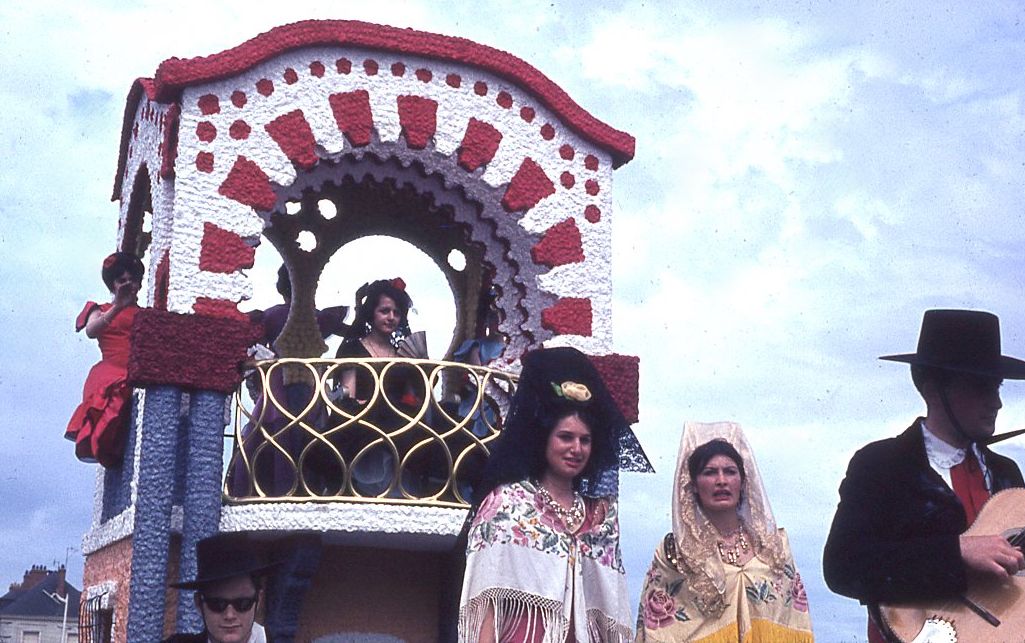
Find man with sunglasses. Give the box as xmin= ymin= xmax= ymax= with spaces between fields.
xmin=165 ymin=533 xmax=274 ymax=643
xmin=823 ymin=309 xmax=1025 ymax=642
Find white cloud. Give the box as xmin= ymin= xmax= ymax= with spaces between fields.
xmin=832 ymin=191 xmax=899 ymax=242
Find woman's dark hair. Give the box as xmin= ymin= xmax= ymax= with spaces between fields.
xmin=444 ymin=346 xmax=646 ymax=641
xmin=687 ymin=439 xmax=746 ymax=484
xmin=101 ymin=252 xmax=144 ymax=292
xmin=345 ymin=278 xmax=413 ymax=340
xmin=473 ymin=347 xmax=624 ymax=505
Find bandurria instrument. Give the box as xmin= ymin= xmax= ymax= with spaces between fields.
xmin=879 ymin=488 xmax=1025 ymax=642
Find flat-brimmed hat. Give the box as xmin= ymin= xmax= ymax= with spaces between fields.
xmin=880 ymin=309 xmax=1025 ymax=379
xmin=170 ymin=533 xmax=276 ymax=590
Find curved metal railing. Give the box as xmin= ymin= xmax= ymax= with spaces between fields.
xmin=223 ymin=358 xmax=517 ymax=508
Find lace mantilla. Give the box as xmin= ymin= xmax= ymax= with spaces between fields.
xmin=670 ymin=421 xmax=789 ymax=617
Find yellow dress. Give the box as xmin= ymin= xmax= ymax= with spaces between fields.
xmin=635 ymin=530 xmax=813 ymax=643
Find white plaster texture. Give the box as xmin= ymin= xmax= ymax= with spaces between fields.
xmin=117 ymin=96 xmax=177 ymax=307
xmin=82 ymin=503 xmax=183 ymax=555
xmin=220 ymin=501 xmax=468 ymax=537
xmin=142 ymin=44 xmax=617 ymax=352
xmin=83 ymin=580 xmax=119 ymax=608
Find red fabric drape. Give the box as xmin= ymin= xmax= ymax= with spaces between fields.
xmin=951 ymin=450 xmax=989 ymax=527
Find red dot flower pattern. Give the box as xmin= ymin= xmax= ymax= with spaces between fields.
xmin=116 ymin=21 xmax=629 ymax=352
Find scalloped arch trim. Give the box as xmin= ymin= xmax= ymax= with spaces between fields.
xmin=114 ymin=20 xmax=634 ymax=200
xmin=155 ymin=20 xmax=633 ymax=164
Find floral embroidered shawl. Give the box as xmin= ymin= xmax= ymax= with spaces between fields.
xmin=635 ymin=530 xmax=812 ymax=642
xmin=460 ymin=480 xmax=633 ymax=642
xmin=634 ymin=421 xmax=813 ymax=642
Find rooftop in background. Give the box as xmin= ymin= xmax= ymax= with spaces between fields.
xmin=0 ymin=565 xmax=80 ymax=619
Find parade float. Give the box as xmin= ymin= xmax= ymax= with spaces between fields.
xmin=77 ymin=20 xmax=642 ymax=642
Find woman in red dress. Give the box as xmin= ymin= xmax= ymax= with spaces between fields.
xmin=65 ymin=252 xmax=144 ymax=467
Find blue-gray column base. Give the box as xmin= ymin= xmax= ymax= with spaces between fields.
xmin=126 ymin=385 xmax=183 ymax=642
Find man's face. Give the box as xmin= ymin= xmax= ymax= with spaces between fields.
xmin=195 ymin=575 xmax=258 ymax=643
xmin=941 ymin=374 xmax=1003 ymax=441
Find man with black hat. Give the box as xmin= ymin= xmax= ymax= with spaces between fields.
xmin=823 ymin=309 xmax=1025 ymax=642
xmin=165 ymin=533 xmax=274 ymax=643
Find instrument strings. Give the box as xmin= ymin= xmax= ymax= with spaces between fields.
xmin=1009 ymin=529 xmax=1025 ymax=548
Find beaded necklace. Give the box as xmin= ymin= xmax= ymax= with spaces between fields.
xmin=536 ymin=482 xmax=586 ymax=533
xmin=716 ymin=525 xmax=750 ymax=565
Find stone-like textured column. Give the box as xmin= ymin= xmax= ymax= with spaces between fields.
xmin=175 ymin=389 xmax=229 ymax=632
xmin=126 ymin=385 xmax=183 ymax=642
xmin=101 ymin=393 xmax=139 ymax=522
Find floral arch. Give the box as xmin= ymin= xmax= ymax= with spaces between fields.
xmin=114 ymin=19 xmax=637 ymax=399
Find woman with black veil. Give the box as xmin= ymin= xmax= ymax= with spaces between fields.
xmin=449 ymin=346 xmax=651 ymax=642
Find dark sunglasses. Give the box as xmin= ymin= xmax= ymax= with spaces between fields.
xmin=199 ymin=594 xmax=258 ymax=613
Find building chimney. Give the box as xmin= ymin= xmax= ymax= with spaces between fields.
xmin=20 ymin=565 xmax=49 ymax=591
xmin=56 ymin=565 xmax=66 ymax=598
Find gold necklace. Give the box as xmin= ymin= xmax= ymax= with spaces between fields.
xmin=716 ymin=526 xmax=750 ymax=565
xmin=536 ymin=483 xmax=585 ymax=533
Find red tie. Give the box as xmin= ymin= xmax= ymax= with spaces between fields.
xmin=951 ymin=449 xmax=989 ymax=527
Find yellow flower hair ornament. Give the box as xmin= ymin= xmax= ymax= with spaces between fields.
xmin=551 ymin=380 xmax=592 ymax=402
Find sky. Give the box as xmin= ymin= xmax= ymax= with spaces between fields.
xmin=2 ymin=0 xmax=1025 ymax=639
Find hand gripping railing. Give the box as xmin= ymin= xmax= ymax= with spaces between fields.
xmin=223 ymin=358 xmax=517 ymax=508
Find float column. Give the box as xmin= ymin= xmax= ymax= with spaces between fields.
xmin=126 ymin=385 xmax=184 ymax=641
xmin=174 ymin=389 xmax=230 ymax=632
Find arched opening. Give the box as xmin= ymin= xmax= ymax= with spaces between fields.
xmin=121 ymin=165 xmax=153 ymax=258
xmin=260 ymin=154 xmax=514 ymax=363
xmin=244 ymin=234 xmax=456 ymax=359
xmin=121 ymin=165 xmax=154 ymax=297
xmin=318 ymin=235 xmax=455 ymax=359
xmin=226 ymin=165 xmax=515 ymax=503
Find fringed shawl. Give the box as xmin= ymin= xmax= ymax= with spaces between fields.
xmin=460 ymin=480 xmax=633 ymax=642
xmin=671 ymin=422 xmax=789 ymax=617
xmin=633 ymin=421 xmax=813 ymax=642
xmin=635 ymin=530 xmax=813 ymax=642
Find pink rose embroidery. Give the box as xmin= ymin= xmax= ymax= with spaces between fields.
xmin=474 ymin=488 xmax=504 ymax=526
xmin=646 ymin=565 xmax=662 ymax=584
xmin=791 ymin=573 xmax=809 ymax=613
xmin=643 ymin=589 xmax=676 ymax=629
xmin=534 ymin=494 xmax=564 ymax=531
xmin=512 ymin=524 xmax=528 ymax=546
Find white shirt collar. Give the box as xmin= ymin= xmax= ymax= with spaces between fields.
xmin=919 ymin=420 xmax=991 ymax=490
xmin=921 ymin=420 xmax=968 ymax=469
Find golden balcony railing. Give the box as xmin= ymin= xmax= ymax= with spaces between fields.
xmin=223 ymin=358 xmax=518 ymax=508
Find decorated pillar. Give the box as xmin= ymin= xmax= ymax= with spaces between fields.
xmin=125 ymin=385 xmax=182 ymax=642
xmin=175 ymin=389 xmax=231 ymax=632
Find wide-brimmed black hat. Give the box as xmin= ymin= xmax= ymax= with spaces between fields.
xmin=880 ymin=309 xmax=1025 ymax=379
xmin=170 ymin=533 xmax=276 ymax=590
